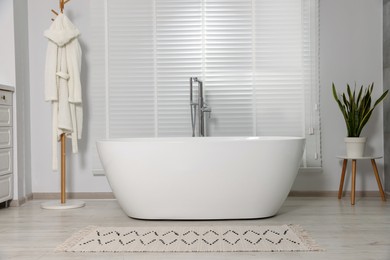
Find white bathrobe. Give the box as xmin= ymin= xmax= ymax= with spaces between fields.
xmin=44 ymin=13 xmax=82 ymax=171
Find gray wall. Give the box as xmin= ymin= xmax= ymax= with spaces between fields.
xmin=293 ymin=0 xmax=385 ymax=193
xmin=14 ymin=0 xmax=32 ymax=200
xmin=384 ymin=0 xmax=390 ymax=192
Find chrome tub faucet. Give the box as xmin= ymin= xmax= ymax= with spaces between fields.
xmin=190 ymin=77 xmax=211 ymax=137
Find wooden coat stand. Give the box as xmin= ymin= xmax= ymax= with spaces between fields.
xmin=41 ymin=0 xmax=85 ymax=210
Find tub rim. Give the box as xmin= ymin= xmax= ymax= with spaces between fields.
xmin=97 ymin=136 xmax=305 ymax=143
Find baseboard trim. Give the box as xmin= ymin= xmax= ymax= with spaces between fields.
xmin=30 ymin=191 xmax=386 ymax=200
xmin=10 ymin=193 xmax=33 ymax=207
xmin=33 ymin=192 xmax=116 ymax=200
xmin=289 ymin=190 xmax=388 ymax=197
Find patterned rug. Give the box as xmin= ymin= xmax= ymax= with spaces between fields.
xmin=57 ymin=224 xmax=322 ymax=253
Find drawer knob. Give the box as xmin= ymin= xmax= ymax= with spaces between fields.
xmin=1 ymin=96 xmax=5 ymax=101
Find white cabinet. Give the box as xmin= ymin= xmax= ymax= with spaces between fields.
xmin=0 ymin=174 xmax=12 ymax=205
xmin=0 ymin=86 xmax=13 ymax=207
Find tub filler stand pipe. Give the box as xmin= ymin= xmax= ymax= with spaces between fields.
xmin=190 ymin=77 xmax=211 ymax=137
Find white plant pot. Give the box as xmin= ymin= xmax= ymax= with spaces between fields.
xmin=344 ymin=137 xmax=366 ymax=158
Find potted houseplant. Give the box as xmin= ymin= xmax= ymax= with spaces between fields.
xmin=332 ymin=83 xmax=388 ymax=157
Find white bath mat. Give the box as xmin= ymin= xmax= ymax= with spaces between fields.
xmin=57 ymin=224 xmax=322 ymax=253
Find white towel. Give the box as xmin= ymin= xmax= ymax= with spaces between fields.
xmin=44 ymin=13 xmax=82 ymax=171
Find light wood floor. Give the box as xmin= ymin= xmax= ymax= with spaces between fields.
xmin=0 ymin=197 xmax=389 ymax=260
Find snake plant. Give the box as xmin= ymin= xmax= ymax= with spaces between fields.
xmin=332 ymin=83 xmax=388 ymax=137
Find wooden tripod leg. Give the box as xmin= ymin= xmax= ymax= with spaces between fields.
xmin=61 ymin=134 xmax=66 ymax=204
xmin=351 ymin=160 xmax=356 ymax=205
xmin=338 ymin=159 xmax=348 ymax=199
xmin=371 ymin=159 xmax=386 ymax=202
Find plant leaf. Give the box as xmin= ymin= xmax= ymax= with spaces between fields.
xmin=332 ymin=82 xmax=388 ymax=137
xmin=332 ymin=83 xmax=351 ymax=135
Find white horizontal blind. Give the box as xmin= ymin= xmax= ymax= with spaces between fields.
xmin=302 ymin=0 xmax=321 ymax=167
xmin=204 ymin=0 xmax=254 ymax=136
xmin=90 ymin=0 xmax=320 ymax=174
xmin=254 ymin=0 xmax=304 ymax=137
xmin=155 ymin=0 xmax=202 ymax=136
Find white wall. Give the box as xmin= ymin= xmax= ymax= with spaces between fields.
xmin=0 ymin=0 xmax=15 ymax=85
xmin=28 ymin=0 xmax=385 ymax=193
xmin=28 ymin=0 xmax=112 ymax=193
xmin=0 ymin=0 xmax=32 ymax=202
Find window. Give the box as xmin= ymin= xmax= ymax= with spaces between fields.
xmin=89 ymin=0 xmax=321 ymax=174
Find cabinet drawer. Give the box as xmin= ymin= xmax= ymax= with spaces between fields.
xmin=0 ymin=174 xmax=13 ymax=202
xmin=0 ymin=128 xmax=12 ymax=148
xmin=0 ymin=149 xmax=12 ymax=176
xmin=0 ymin=106 xmax=12 ymax=126
xmin=0 ymin=90 xmax=12 ymax=106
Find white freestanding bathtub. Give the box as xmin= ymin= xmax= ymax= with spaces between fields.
xmin=97 ymin=136 xmax=305 ymax=220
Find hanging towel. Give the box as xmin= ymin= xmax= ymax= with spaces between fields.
xmin=44 ymin=13 xmax=82 ymax=171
